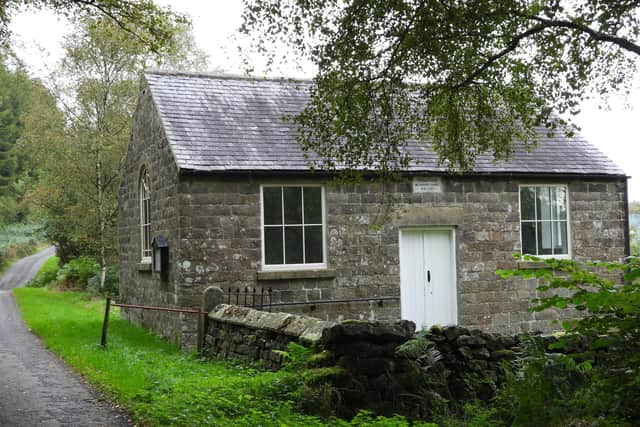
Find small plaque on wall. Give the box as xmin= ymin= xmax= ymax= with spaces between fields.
xmin=413 ymin=177 xmax=442 ymax=193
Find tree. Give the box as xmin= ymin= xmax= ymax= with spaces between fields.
xmin=0 ymin=51 xmax=41 ymax=224
xmin=1 ymin=0 xmax=188 ymax=53
xmin=0 ymin=58 xmax=31 ymax=196
xmin=19 ymin=16 xmax=208 ymax=287
xmin=240 ymin=1 xmax=640 ymax=173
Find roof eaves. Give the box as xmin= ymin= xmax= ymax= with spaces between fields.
xmin=177 ymin=167 xmax=628 ymax=180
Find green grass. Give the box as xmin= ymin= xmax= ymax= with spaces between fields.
xmin=27 ymin=256 xmax=60 ymax=287
xmin=13 ymin=288 xmax=322 ymax=426
xmin=13 ymin=288 xmax=436 ymax=426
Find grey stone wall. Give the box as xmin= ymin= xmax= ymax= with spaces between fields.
xmin=118 ymin=82 xmax=183 ymax=342
xmin=174 ymin=175 xmax=626 ymax=342
xmin=119 ymin=81 xmax=627 ymax=346
xmin=204 ymin=304 xmax=334 ymax=370
xmin=202 ymin=306 xmax=523 ymax=416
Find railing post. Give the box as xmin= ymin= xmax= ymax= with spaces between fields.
xmin=101 ymin=297 xmax=111 ymax=347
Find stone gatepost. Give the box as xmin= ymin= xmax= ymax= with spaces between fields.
xmin=197 ymin=286 xmax=225 ymax=352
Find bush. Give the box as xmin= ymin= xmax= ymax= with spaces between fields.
xmin=56 ymin=256 xmax=100 ymax=289
xmin=87 ymin=265 xmax=119 ymax=296
xmin=28 ymin=256 xmax=60 ymax=288
xmin=0 ymin=223 xmax=42 ymax=268
xmin=497 ymin=255 xmax=640 ymax=425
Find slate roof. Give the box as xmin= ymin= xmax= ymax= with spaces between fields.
xmin=144 ymin=71 xmax=625 ymax=177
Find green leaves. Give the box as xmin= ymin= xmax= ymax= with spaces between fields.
xmin=17 ymin=15 xmax=207 ymax=264
xmin=241 ymin=0 xmax=639 ymax=174
xmin=498 ymin=255 xmax=640 ymax=420
xmin=1 ymin=1 xmax=188 ymax=54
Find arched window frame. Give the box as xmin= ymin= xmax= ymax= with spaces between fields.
xmin=139 ymin=167 xmax=152 ymax=261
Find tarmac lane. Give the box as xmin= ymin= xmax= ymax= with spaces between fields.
xmin=0 ymin=247 xmax=132 ymax=426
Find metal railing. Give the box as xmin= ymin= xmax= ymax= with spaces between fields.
xmin=101 ymin=290 xmax=400 ymax=348
xmin=100 ymin=297 xmax=205 ymax=347
xmin=224 ymin=286 xmax=400 ymax=311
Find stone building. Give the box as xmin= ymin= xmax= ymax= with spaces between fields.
xmin=118 ymin=71 xmax=629 ymax=346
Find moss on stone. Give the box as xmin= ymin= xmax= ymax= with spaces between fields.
xmin=302 ymin=366 xmax=348 ymax=386
xmin=395 ymin=338 xmax=433 ymax=359
xmin=306 ymin=350 xmax=333 ymax=368
xmin=340 ymin=319 xmax=369 ymax=325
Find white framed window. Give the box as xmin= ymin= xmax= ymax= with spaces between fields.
xmin=140 ymin=168 xmax=151 ymax=261
xmin=519 ymin=185 xmax=570 ymax=257
xmin=261 ymin=185 xmax=326 ymax=270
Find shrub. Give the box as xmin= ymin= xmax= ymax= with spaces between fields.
xmin=56 ymin=256 xmax=100 ymax=289
xmin=87 ymin=265 xmax=119 ymax=296
xmin=28 ymin=256 xmax=60 ymax=288
xmin=497 ymin=255 xmax=640 ymax=425
xmin=0 ymin=223 xmax=41 ymax=269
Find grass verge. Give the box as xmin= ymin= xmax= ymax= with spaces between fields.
xmin=27 ymin=256 xmax=59 ymax=287
xmin=13 ymin=288 xmax=433 ymax=426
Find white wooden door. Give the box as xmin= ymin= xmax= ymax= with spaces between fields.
xmin=400 ymin=228 xmax=457 ymax=330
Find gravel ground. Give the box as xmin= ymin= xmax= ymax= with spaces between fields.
xmin=0 ymin=247 xmax=133 ymax=426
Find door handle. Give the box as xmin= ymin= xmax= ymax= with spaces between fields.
xmin=427 ymin=270 xmax=431 ymax=283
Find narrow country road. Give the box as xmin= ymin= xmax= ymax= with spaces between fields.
xmin=0 ymin=247 xmax=133 ymax=426
xmin=0 ymin=246 xmax=56 ymax=290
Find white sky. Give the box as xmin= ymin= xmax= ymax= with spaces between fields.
xmin=8 ymin=1 xmax=640 ymax=202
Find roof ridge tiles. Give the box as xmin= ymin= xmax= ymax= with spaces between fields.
xmin=145 ymin=69 xmax=313 ymax=84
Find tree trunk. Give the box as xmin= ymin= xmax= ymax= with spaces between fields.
xmin=96 ymin=144 xmax=106 ymax=290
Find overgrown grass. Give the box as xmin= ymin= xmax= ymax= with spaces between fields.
xmin=13 ymin=288 xmax=434 ymax=426
xmin=0 ymin=222 xmax=42 ymax=272
xmin=27 ymin=256 xmax=60 ymax=287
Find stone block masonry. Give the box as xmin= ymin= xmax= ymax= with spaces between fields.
xmin=203 ymin=304 xmax=526 ymax=417
xmin=120 ymin=171 xmax=627 ymax=347
xmin=204 ymin=304 xmax=336 ymax=370
xmin=171 ymin=176 xmax=627 ymax=345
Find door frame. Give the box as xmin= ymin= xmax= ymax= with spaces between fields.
xmin=398 ymin=226 xmax=459 ymax=328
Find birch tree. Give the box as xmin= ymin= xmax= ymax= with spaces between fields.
xmin=21 ymin=16 xmax=207 ymax=288
xmin=1 ymin=0 xmax=187 ymax=52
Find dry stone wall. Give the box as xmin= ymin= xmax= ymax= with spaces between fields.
xmin=397 ymin=325 xmax=521 ymax=402
xmin=204 ymin=304 xmax=335 ymax=370
xmin=202 ymin=305 xmax=529 ymax=416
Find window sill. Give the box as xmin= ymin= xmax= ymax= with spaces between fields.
xmin=256 ymin=268 xmax=336 ymax=281
xmin=138 ymin=262 xmax=152 ymax=272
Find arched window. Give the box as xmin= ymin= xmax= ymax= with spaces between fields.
xmin=140 ymin=168 xmax=151 ymax=260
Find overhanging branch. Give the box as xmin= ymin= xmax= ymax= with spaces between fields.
xmin=525 ymin=15 xmax=640 ymax=56
xmin=453 ymin=13 xmax=640 ymax=91
xmin=452 ymin=23 xmax=552 ymax=90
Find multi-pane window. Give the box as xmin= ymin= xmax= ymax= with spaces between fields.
xmin=520 ymin=185 xmax=569 ymax=256
xmin=262 ymin=186 xmax=325 ymax=267
xmin=140 ymin=169 xmax=151 ymax=260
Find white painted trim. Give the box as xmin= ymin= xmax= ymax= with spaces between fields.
xmin=139 ymin=166 xmax=152 ymax=261
xmin=259 ymin=184 xmax=327 ymax=271
xmin=399 ymin=226 xmax=458 ymax=327
xmin=518 ymin=184 xmax=572 ymax=259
